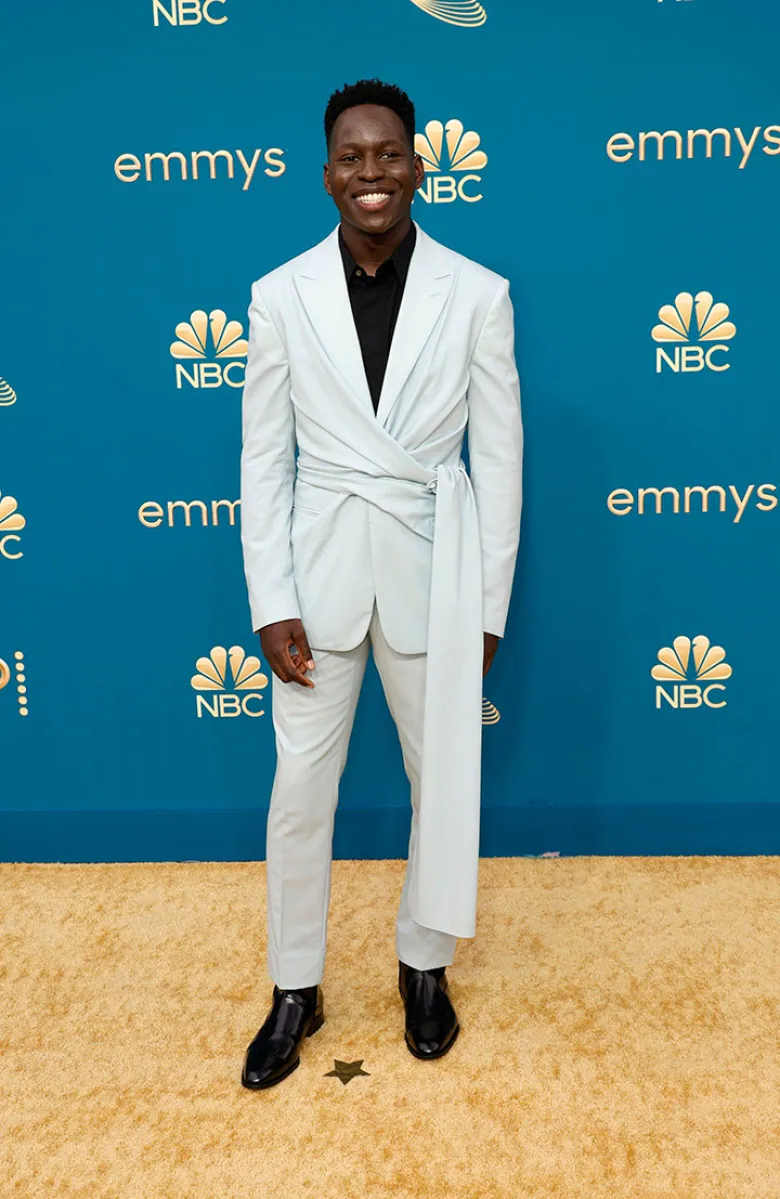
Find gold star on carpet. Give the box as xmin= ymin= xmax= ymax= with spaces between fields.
xmin=324 ymin=1059 xmax=370 ymax=1086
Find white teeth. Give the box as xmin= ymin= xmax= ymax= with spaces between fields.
xmin=356 ymin=193 xmax=391 ymax=205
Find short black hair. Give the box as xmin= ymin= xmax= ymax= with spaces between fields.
xmin=324 ymin=79 xmax=416 ymax=153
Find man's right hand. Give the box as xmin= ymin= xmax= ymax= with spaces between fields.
xmin=259 ymin=619 xmax=316 ymax=688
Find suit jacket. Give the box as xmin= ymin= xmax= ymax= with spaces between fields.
xmin=240 ymin=220 xmax=523 ymax=656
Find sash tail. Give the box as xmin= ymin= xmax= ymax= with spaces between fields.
xmin=408 ymin=463 xmax=484 ymax=939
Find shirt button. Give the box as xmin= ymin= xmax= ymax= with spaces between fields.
xmin=356 ymin=268 xmax=363 ymax=276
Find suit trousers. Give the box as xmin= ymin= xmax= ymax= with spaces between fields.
xmin=265 ymin=603 xmax=458 ymax=989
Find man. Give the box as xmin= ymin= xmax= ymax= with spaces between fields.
xmin=239 ymin=79 xmax=523 ymax=1089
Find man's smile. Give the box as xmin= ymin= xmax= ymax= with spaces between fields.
xmin=353 ymin=190 xmax=394 ymax=211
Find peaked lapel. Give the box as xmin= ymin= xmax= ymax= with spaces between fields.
xmin=293 ymin=228 xmax=373 ymax=413
xmin=375 ymin=224 xmax=454 ymax=427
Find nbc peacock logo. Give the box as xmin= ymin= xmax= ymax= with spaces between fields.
xmin=0 ymin=491 xmax=25 ymax=560
xmin=170 ymin=309 xmax=248 ymax=390
xmin=408 ymin=0 xmax=487 ymax=26
xmin=652 ymin=292 xmax=736 ymax=373
xmin=0 ymin=378 xmax=16 ymax=407
xmin=652 ymin=635 xmax=732 ymax=709
xmin=415 ymin=119 xmax=488 ymax=204
xmin=191 ymin=645 xmax=269 ymax=718
xmin=482 ymin=698 xmax=500 ymax=725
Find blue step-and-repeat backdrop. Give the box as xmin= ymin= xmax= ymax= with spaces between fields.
xmin=2 ymin=0 xmax=778 ymax=862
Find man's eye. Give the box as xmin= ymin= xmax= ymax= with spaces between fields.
xmin=341 ymin=155 xmax=359 ymax=163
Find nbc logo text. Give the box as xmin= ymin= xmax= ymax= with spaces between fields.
xmin=171 ymin=310 xmax=247 ymax=389
xmin=652 ymin=635 xmax=731 ymax=709
xmin=153 ymin=0 xmax=227 ymax=25
xmin=652 ymin=292 xmax=736 ymax=373
xmin=415 ymin=120 xmax=487 ymax=204
xmin=191 ymin=646 xmax=268 ymax=717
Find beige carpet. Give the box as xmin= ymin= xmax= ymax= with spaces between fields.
xmin=2 ymin=856 xmax=779 ymax=1198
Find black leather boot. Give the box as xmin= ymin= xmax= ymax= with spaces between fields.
xmin=241 ymin=984 xmax=324 ymax=1089
xmin=398 ymin=961 xmax=459 ymax=1059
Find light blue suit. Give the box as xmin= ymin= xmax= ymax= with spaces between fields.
xmin=240 ymin=221 xmax=523 ymax=984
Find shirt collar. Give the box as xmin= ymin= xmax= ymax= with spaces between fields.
xmin=338 ymin=221 xmax=417 ymax=285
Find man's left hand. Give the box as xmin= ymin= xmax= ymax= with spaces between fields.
xmin=483 ymin=632 xmax=500 ymax=677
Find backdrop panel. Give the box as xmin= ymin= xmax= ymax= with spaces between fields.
xmin=1 ymin=0 xmax=778 ymax=860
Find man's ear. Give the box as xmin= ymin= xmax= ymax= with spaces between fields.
xmin=413 ymin=152 xmax=425 ymax=189
xmin=323 ymin=163 xmax=332 ymax=195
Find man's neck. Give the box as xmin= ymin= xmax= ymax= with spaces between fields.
xmin=339 ymin=216 xmax=412 ymax=277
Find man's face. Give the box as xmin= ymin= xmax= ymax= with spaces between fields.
xmin=324 ymin=104 xmax=424 ymax=236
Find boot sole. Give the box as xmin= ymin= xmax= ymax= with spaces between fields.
xmin=241 ymin=1010 xmax=325 ymax=1090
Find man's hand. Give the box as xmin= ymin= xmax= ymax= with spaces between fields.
xmin=259 ymin=619 xmax=316 ymax=688
xmin=483 ymin=632 xmax=500 ymax=678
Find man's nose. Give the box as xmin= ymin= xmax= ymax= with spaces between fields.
xmin=358 ymin=154 xmax=383 ymax=180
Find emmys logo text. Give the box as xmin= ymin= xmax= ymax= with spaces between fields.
xmin=191 ymin=646 xmax=268 ymax=718
xmin=652 ymin=292 xmax=736 ymax=373
xmin=607 ymin=483 xmax=777 ymax=522
xmin=139 ymin=498 xmax=240 ymax=528
xmin=607 ymin=124 xmax=780 ymax=168
xmin=415 ymin=120 xmax=487 ymax=203
xmin=114 ymin=148 xmax=285 ymax=190
xmin=170 ymin=310 xmax=247 ymax=389
xmin=652 ymin=635 xmax=731 ymax=710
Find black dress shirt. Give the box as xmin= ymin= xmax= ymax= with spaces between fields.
xmin=339 ymin=222 xmax=417 ymax=412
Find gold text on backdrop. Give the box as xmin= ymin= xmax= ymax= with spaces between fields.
xmin=652 ymin=292 xmax=736 ymax=373
xmin=114 ymin=149 xmax=285 ymax=189
xmin=652 ymin=636 xmax=731 ymax=710
xmin=607 ymin=125 xmax=780 ymax=168
xmin=191 ymin=647 xmax=268 ymax=718
xmin=415 ymin=120 xmax=487 ymax=203
xmin=170 ymin=311 xmax=247 ymax=389
xmin=138 ymin=500 xmax=241 ymax=528
xmin=152 ymin=0 xmax=227 ymax=24
xmin=607 ymin=484 xmax=777 ymax=521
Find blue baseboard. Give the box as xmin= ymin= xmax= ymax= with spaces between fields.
xmin=1 ymin=804 xmax=779 ymax=862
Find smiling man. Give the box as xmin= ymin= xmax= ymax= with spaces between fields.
xmin=239 ymin=79 xmax=523 ymax=1089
